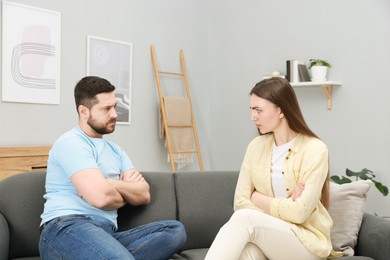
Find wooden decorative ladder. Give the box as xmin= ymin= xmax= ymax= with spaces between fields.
xmin=150 ymin=45 xmax=203 ymax=173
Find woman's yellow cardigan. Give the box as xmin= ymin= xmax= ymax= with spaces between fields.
xmin=234 ymin=134 xmax=342 ymax=258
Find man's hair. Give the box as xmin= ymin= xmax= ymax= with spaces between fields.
xmin=74 ymin=76 xmax=115 ymax=112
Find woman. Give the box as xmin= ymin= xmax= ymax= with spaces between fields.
xmin=205 ymin=78 xmax=341 ymax=260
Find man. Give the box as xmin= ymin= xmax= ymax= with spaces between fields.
xmin=39 ymin=76 xmax=186 ymax=259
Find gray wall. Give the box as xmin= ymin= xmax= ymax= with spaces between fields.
xmin=208 ymin=0 xmax=390 ymax=216
xmin=1 ymin=0 xmax=389 ymax=216
xmin=0 ymin=0 xmax=211 ymax=172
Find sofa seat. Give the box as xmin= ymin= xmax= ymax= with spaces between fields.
xmin=1 ymin=171 xmax=390 ymax=259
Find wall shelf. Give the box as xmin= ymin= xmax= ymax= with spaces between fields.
xmin=291 ymin=81 xmax=342 ymax=110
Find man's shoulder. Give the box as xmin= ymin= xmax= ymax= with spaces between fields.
xmin=51 ymin=126 xmax=91 ymax=154
xmin=55 ymin=126 xmax=88 ymax=144
xmin=104 ymin=139 xmax=125 ymax=155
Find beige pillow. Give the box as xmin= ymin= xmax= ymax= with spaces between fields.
xmin=328 ymin=180 xmax=372 ymax=256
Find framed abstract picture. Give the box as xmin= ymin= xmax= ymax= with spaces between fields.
xmin=87 ymin=36 xmax=133 ymax=125
xmin=2 ymin=1 xmax=61 ymax=104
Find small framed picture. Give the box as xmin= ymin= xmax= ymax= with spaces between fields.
xmin=87 ymin=36 xmax=133 ymax=125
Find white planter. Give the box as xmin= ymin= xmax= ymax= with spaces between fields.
xmin=310 ymin=66 xmax=328 ymax=82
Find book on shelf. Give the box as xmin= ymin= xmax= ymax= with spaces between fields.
xmin=286 ymin=60 xmax=304 ymax=83
xmin=298 ymin=64 xmax=311 ymax=82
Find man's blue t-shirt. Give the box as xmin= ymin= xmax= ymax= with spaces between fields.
xmin=40 ymin=126 xmax=133 ymax=227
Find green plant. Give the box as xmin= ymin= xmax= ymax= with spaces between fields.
xmin=331 ymin=168 xmax=389 ymax=196
xmin=308 ymin=59 xmax=332 ymax=69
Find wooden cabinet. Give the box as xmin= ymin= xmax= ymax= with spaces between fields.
xmin=0 ymin=146 xmax=51 ymax=181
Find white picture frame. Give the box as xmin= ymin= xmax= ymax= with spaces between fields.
xmin=2 ymin=1 xmax=61 ymax=104
xmin=87 ymin=36 xmax=133 ymax=125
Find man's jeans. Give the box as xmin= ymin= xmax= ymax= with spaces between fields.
xmin=39 ymin=214 xmax=187 ymax=260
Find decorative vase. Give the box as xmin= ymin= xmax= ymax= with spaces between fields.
xmin=310 ymin=65 xmax=328 ymax=82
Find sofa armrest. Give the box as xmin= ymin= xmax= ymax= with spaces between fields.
xmin=355 ymin=213 xmax=390 ymax=260
xmin=0 ymin=213 xmax=9 ymax=260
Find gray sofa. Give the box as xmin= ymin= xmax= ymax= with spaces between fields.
xmin=0 ymin=171 xmax=389 ymax=260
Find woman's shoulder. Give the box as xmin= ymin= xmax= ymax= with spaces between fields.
xmin=251 ymin=133 xmax=273 ymax=142
xmin=297 ymin=135 xmax=328 ymax=152
xmin=248 ymin=134 xmax=273 ymax=148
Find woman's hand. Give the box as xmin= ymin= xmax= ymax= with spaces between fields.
xmin=251 ymin=190 xmax=272 ymax=214
xmin=290 ymin=182 xmax=305 ymax=201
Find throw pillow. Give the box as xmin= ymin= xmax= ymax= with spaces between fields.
xmin=328 ymin=180 xmax=372 ymax=256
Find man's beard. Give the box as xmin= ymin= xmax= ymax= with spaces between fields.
xmin=87 ymin=117 xmax=116 ymax=135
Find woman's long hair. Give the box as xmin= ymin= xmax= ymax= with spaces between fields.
xmin=250 ymin=77 xmax=330 ymax=208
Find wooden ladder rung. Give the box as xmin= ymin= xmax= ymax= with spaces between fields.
xmin=172 ymin=150 xmax=197 ymax=154
xmin=167 ymin=125 xmax=193 ymax=128
xmin=159 ymin=71 xmax=184 ymax=76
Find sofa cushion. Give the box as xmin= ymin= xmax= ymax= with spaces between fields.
xmin=180 ymin=248 xmax=209 ymax=260
xmin=0 ymin=213 xmax=9 ymax=260
xmin=328 ymin=180 xmax=372 ymax=256
xmin=174 ymin=171 xmax=239 ymax=250
xmin=0 ymin=171 xmax=45 ymax=259
xmin=117 ymin=171 xmax=177 ymax=231
xmin=169 ymin=253 xmax=188 ymax=259
xmin=355 ymin=213 xmax=390 ymax=260
xmin=338 ymin=257 xmax=374 ymax=260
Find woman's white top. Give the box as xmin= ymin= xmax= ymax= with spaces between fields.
xmin=271 ymin=138 xmax=295 ymax=198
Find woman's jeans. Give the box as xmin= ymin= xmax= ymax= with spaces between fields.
xmin=39 ymin=214 xmax=187 ymax=260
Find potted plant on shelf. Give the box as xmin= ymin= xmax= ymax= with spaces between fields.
xmin=308 ymin=59 xmax=331 ymax=82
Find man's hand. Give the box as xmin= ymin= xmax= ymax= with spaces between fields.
xmin=108 ymin=168 xmax=150 ymax=206
xmin=120 ymin=168 xmax=145 ymax=182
